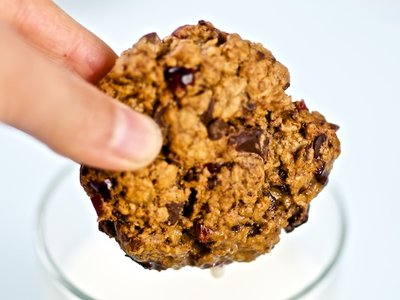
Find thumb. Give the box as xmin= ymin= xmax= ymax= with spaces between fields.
xmin=0 ymin=24 xmax=162 ymax=171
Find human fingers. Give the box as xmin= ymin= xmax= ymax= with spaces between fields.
xmin=0 ymin=0 xmax=117 ymax=83
xmin=0 ymin=23 xmax=162 ymax=171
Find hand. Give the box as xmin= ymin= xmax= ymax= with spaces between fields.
xmin=0 ymin=0 xmax=162 ymax=170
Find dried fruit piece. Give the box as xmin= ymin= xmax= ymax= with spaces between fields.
xmin=164 ymin=67 xmax=195 ymax=92
xmin=194 ymin=221 xmax=214 ymax=244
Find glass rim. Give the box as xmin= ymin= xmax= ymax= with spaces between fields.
xmin=35 ymin=165 xmax=93 ymax=299
xmin=35 ymin=165 xmax=348 ymax=300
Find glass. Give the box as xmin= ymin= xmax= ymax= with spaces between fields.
xmin=35 ymin=164 xmax=347 ymax=300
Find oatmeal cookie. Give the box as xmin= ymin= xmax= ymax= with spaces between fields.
xmin=80 ymin=21 xmax=340 ymax=270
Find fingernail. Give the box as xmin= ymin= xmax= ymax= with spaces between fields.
xmin=111 ymin=105 xmax=162 ymax=169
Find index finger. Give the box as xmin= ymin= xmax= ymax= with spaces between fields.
xmin=0 ymin=0 xmax=117 ymax=83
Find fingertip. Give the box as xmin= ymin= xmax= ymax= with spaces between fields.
xmin=84 ymin=42 xmax=118 ymax=84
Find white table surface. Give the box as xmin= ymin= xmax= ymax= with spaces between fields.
xmin=1 ymin=0 xmax=399 ymax=299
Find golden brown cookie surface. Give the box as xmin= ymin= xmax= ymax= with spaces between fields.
xmin=80 ymin=21 xmax=340 ymax=270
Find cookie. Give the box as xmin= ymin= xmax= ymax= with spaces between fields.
xmin=80 ymin=21 xmax=340 ymax=270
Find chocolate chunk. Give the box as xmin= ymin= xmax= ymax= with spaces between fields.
xmin=89 ymin=179 xmax=112 ymax=201
xmin=313 ymin=134 xmax=327 ymax=159
xmin=99 ymin=220 xmax=117 ymax=237
xmin=217 ymin=32 xmax=227 ymax=45
xmin=207 ymin=119 xmax=228 ymax=140
xmin=205 ymin=163 xmax=223 ymax=174
xmin=200 ymin=99 xmax=215 ymax=126
xmin=315 ymin=162 xmax=329 ymax=185
xmin=229 ymin=128 xmax=268 ymax=159
xmin=285 ymin=205 xmax=310 ymax=233
xmin=183 ymin=188 xmax=197 ymax=217
xmin=166 ymin=202 xmax=184 ymax=225
xmin=164 ymin=67 xmax=195 ymax=93
xmin=183 ymin=167 xmax=199 ymax=182
xmin=247 ymin=223 xmax=262 ymax=237
xmin=194 ymin=221 xmax=213 ymax=244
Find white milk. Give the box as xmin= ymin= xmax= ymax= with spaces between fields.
xmin=41 ymin=226 xmax=340 ymax=300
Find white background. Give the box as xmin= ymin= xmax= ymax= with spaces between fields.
xmin=1 ymin=0 xmax=399 ymax=299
